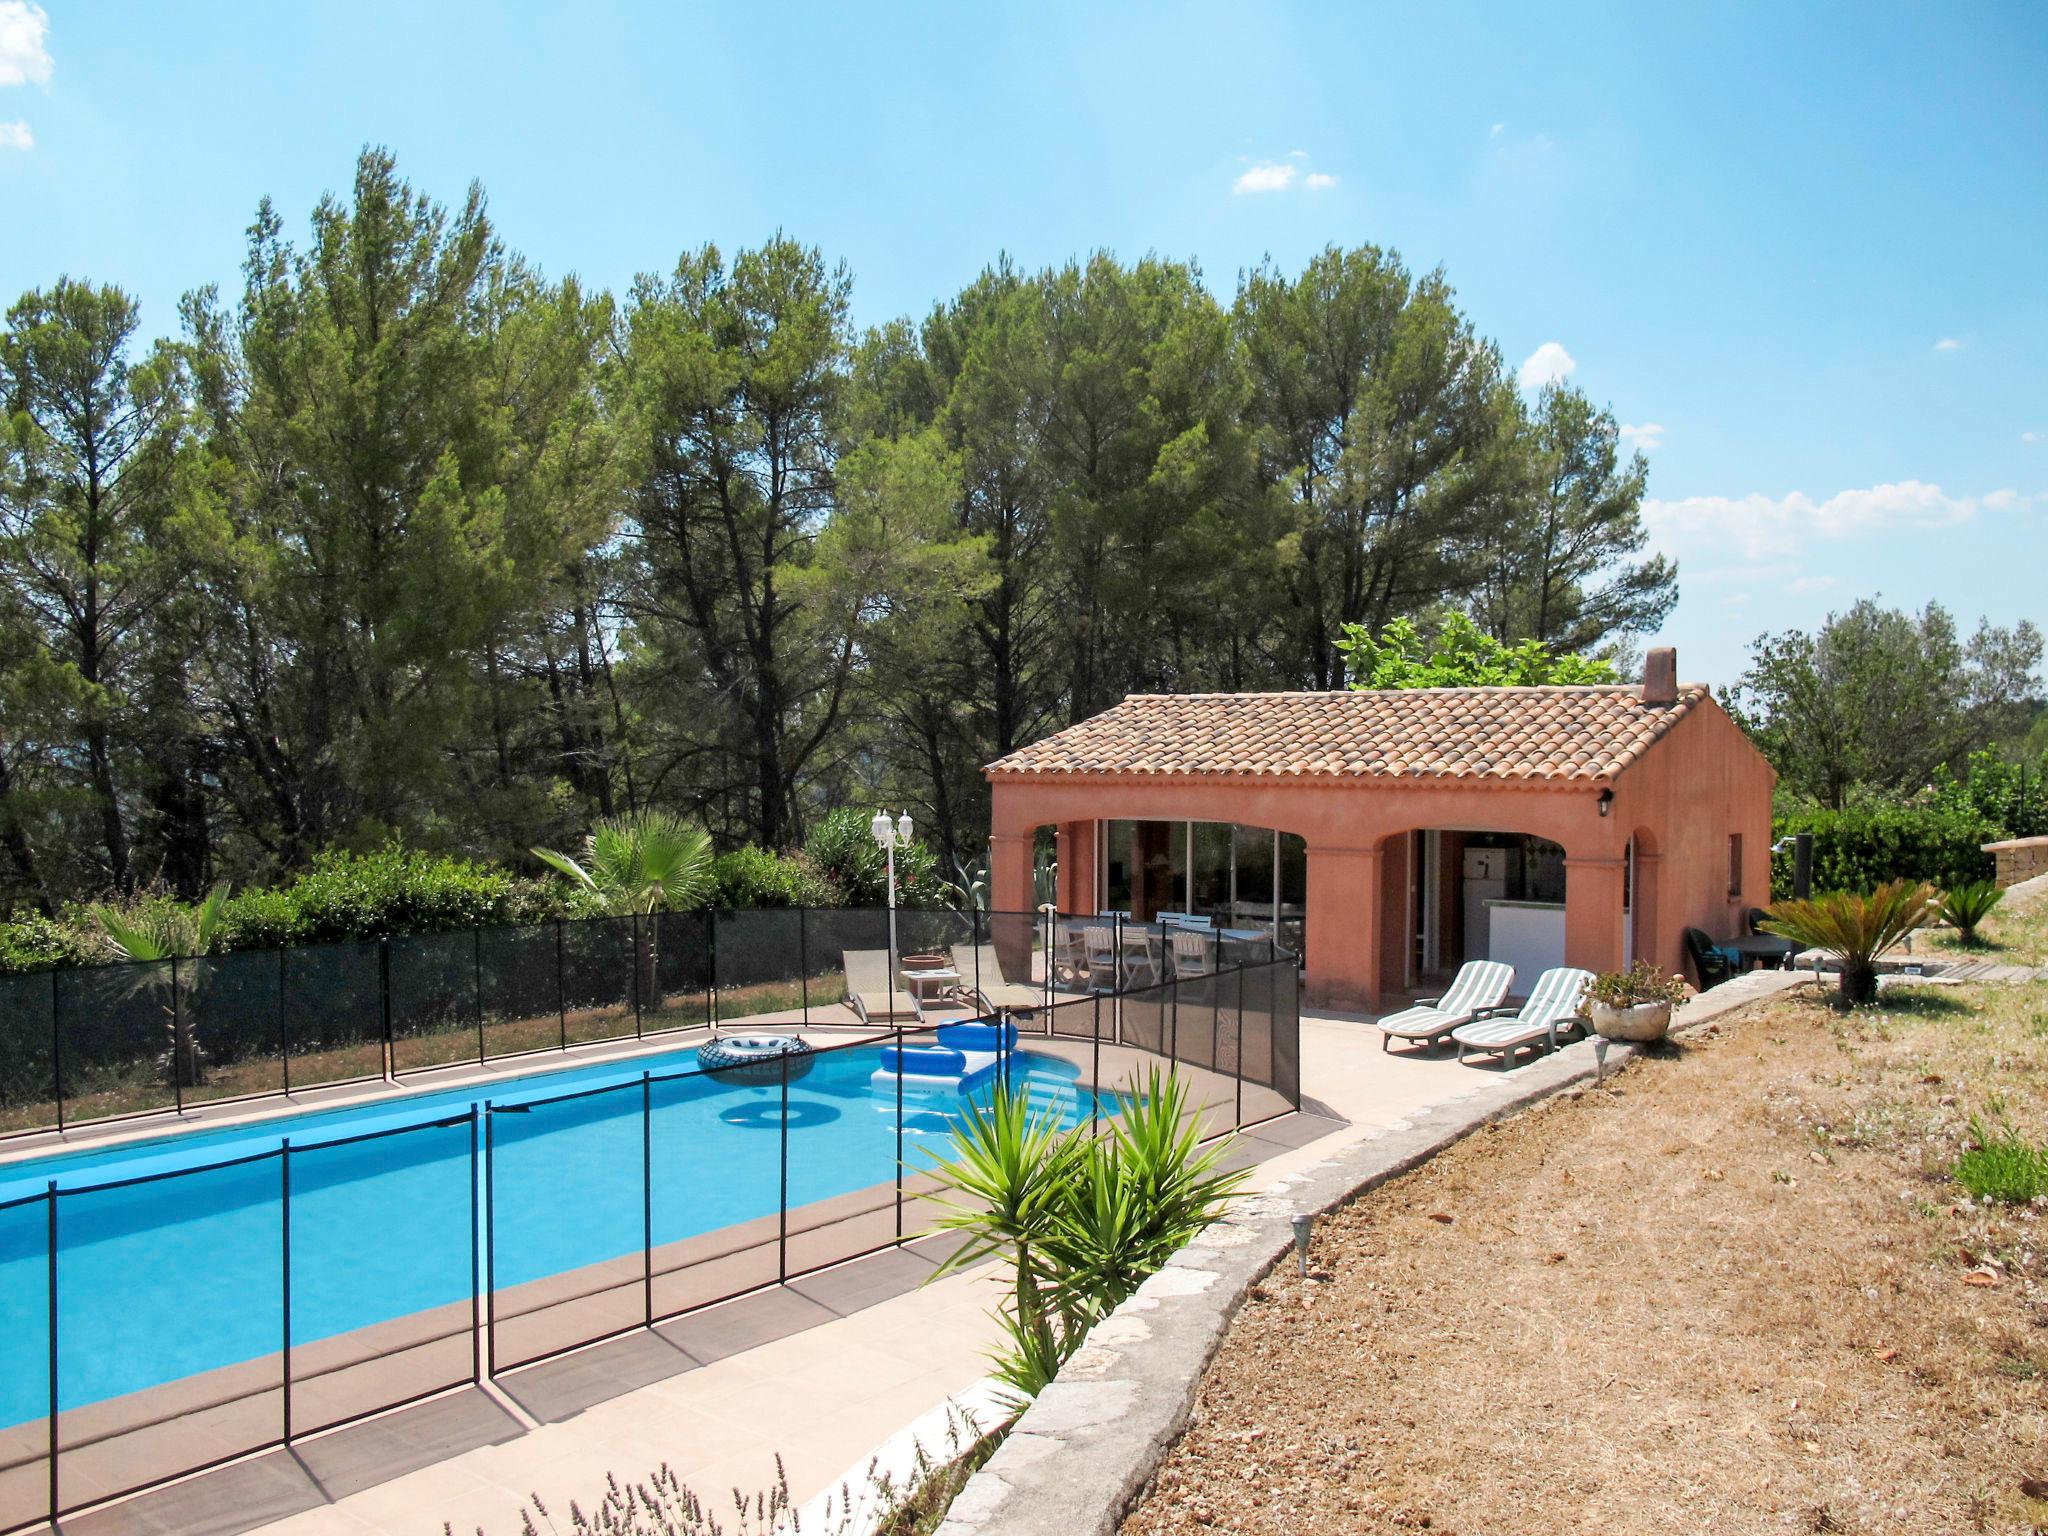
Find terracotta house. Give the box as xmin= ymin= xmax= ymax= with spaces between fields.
xmin=985 ymin=649 xmax=1775 ymax=1011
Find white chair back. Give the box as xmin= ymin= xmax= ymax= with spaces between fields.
xmin=1171 ymin=930 xmax=1214 ymax=978
xmin=1519 ymin=967 xmax=1593 ymax=1027
xmin=1440 ymin=960 xmax=1514 ymax=1015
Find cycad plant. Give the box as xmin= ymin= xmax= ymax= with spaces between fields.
xmin=1761 ymin=878 xmax=1939 ymax=1007
xmin=924 ymin=1067 xmax=1246 ymax=1403
xmin=92 ymin=884 xmax=232 ymax=1087
xmin=533 ymin=812 xmax=714 ymax=1011
xmin=1937 ymin=880 xmax=2003 ymax=947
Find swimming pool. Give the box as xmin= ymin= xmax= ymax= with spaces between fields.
xmin=0 ymin=1039 xmax=1104 ymax=1430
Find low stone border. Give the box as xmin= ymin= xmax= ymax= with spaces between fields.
xmin=934 ymin=968 xmax=1810 ymax=1536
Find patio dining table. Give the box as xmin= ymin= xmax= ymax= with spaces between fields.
xmin=1728 ymin=933 xmax=1800 ymax=970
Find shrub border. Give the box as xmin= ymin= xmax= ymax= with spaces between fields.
xmin=933 ymin=969 xmax=1810 ymax=1536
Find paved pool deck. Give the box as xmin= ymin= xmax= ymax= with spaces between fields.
xmin=54 ymin=1006 xmax=1519 ymax=1536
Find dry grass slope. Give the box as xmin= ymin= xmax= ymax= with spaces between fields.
xmin=1122 ymin=906 xmax=2048 ymax=1535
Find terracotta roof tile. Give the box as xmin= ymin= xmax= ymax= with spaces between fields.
xmin=985 ymin=686 xmax=1710 ymax=783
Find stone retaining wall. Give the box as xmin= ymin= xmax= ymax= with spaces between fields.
xmin=935 ymin=969 xmax=1809 ymax=1536
xmin=1984 ymin=836 xmax=2048 ymax=888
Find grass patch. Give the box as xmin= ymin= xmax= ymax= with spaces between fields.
xmin=1955 ymin=1099 xmax=2048 ymax=1204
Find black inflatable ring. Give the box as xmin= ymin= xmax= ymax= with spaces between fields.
xmin=698 ymin=1033 xmax=817 ymax=1086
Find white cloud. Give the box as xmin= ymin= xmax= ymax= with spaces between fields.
xmin=1233 ymin=161 xmax=1298 ymax=194
xmin=0 ymin=2 xmax=50 ymax=88
xmin=1490 ymin=122 xmax=1505 ymax=137
xmin=1934 ymin=337 xmax=1962 ymax=352
xmin=1619 ymin=421 xmax=1665 ymax=453
xmin=1644 ymin=480 xmax=2033 ymax=565
xmin=1233 ymin=154 xmax=1338 ymax=196
xmin=1786 ymin=574 xmax=1836 ymax=595
xmin=2023 ymin=430 xmax=2041 ymax=445
xmin=0 ymin=117 xmax=27 ymax=151
xmin=1517 ymin=341 xmax=1576 ymax=391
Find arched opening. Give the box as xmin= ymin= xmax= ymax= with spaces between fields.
xmin=1382 ymin=827 xmax=1573 ymax=999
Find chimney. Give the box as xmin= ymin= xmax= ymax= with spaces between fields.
xmin=1641 ymin=647 xmax=1678 ymax=706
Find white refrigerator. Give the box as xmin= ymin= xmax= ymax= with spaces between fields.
xmin=1461 ymin=846 xmax=1518 ymax=961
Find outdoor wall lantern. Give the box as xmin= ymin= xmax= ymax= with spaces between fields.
xmin=1597 ymin=788 xmax=1614 ymax=818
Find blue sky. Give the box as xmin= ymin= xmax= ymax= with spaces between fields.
xmin=3 ymin=0 xmax=2042 ymax=686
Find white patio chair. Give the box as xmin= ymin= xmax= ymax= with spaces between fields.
xmin=1118 ymin=926 xmax=1162 ymax=988
xmin=1170 ymin=929 xmax=1215 ymax=980
xmin=1449 ymin=967 xmax=1593 ymax=1066
xmin=1082 ymin=925 xmax=1120 ymax=993
xmin=1375 ymin=960 xmax=1514 ymax=1053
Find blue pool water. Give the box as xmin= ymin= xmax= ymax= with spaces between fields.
xmin=0 ymin=1041 xmax=1102 ymax=1427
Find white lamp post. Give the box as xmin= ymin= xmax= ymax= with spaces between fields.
xmin=871 ymin=809 xmax=913 ymax=1018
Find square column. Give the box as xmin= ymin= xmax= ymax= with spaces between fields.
xmin=1563 ymin=854 xmax=1627 ymax=978
xmin=1305 ymin=844 xmax=1383 ymax=1012
xmin=1055 ymin=821 xmax=1097 ymax=915
xmin=990 ymin=832 xmax=1035 ymax=916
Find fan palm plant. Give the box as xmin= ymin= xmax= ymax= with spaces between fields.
xmin=1937 ymin=880 xmax=2003 ymax=947
xmin=533 ymin=812 xmax=715 ymax=1012
xmin=1761 ymin=879 xmax=1939 ymax=1006
xmin=92 ymin=884 xmax=232 ymax=1087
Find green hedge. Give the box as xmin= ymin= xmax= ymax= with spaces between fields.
xmin=217 ymin=846 xmax=568 ymax=948
xmin=709 ymin=846 xmax=834 ymax=909
xmin=1771 ymin=803 xmax=1997 ymax=898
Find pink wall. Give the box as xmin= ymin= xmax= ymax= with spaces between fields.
xmin=987 ymin=693 xmax=1774 ymax=1011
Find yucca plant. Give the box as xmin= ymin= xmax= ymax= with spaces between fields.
xmin=924 ymin=1067 xmax=1246 ymax=1405
xmin=1937 ymin=880 xmax=2003 ymax=947
xmin=92 ymin=884 xmax=232 ymax=1087
xmin=1761 ymin=878 xmax=1939 ymax=1007
xmin=534 ymin=812 xmax=714 ymax=1010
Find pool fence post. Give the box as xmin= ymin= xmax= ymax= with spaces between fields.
xmin=379 ymin=939 xmax=394 ymax=1082
xmin=555 ymin=922 xmax=567 ymax=1053
xmin=171 ymin=954 xmax=184 ymax=1113
xmin=1168 ymin=967 xmax=1178 ymax=1073
xmin=1209 ymin=959 xmax=1222 ymax=1076
xmin=641 ymin=1072 xmax=653 ymax=1326
xmin=777 ymin=1051 xmax=789 ymax=1285
xmin=709 ymin=908 xmax=720 ymax=1029
xmin=1090 ymin=994 xmax=1101 ymax=1137
xmin=798 ymin=907 xmax=809 ymax=1027
xmin=50 ymin=969 xmax=64 ymax=1132
xmin=281 ymin=1140 xmax=293 ymax=1442
xmin=278 ymin=946 xmax=290 ymax=1096
xmin=46 ymin=1180 xmax=58 ymax=1523
xmin=474 ymin=927 xmax=486 ymax=1064
xmin=894 ymin=1023 xmax=905 ymax=1242
xmin=631 ymin=915 xmax=643 ymax=1040
xmin=483 ymin=1102 xmax=498 ymax=1378
xmin=468 ymin=1106 xmax=481 ymax=1386
xmin=1235 ymin=964 xmax=1246 ymax=1128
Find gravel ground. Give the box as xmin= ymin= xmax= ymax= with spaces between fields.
xmin=1120 ymin=972 xmax=2048 ymax=1535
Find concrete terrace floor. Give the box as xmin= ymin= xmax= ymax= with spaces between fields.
xmin=58 ymin=1007 xmax=1505 ymax=1536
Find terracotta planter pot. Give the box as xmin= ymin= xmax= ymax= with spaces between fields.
xmin=1588 ymin=999 xmax=1673 ymax=1042
xmin=900 ymin=953 xmax=950 ymax=972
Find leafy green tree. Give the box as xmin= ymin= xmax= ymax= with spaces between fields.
xmin=618 ymin=237 xmax=856 ymax=849
xmin=1733 ymin=601 xmax=2043 ymax=809
xmin=1 ymin=279 xmax=190 ymax=892
xmin=92 ymin=882 xmax=232 ymax=1084
xmin=1235 ymin=247 xmax=1519 ymax=689
xmin=1336 ymin=612 xmax=1619 ymax=689
xmin=532 ymin=810 xmax=714 ymax=916
xmin=1472 ymin=383 xmax=1674 ymax=653
xmin=181 ymin=150 xmax=516 ymax=862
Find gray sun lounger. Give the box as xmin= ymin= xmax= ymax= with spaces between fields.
xmin=843 ymin=948 xmax=921 ymax=1025
xmin=1450 ymin=966 xmax=1594 ymax=1065
xmin=951 ymin=943 xmax=1044 ymax=1014
xmin=1375 ymin=961 xmax=1514 ymax=1052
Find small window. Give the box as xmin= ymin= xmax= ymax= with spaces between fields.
xmin=1727 ymin=833 xmax=1744 ymax=899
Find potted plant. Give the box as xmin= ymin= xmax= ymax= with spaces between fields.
xmin=1581 ymin=960 xmax=1691 ymax=1042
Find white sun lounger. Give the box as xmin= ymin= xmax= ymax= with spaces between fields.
xmin=1376 ymin=961 xmax=1514 ymax=1052
xmin=1450 ymin=966 xmax=1594 ymax=1066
